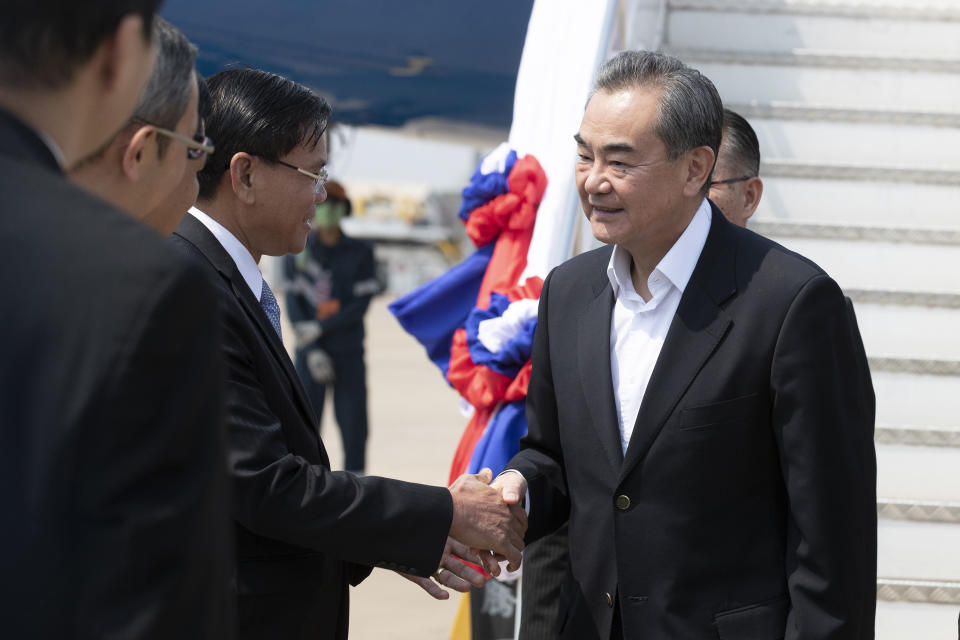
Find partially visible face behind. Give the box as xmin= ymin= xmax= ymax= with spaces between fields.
xmin=574 ymin=87 xmax=693 ymax=257
xmin=144 ymin=75 xmax=202 ymax=234
xmin=250 ymin=135 xmax=328 ymax=257
xmin=708 ymin=143 xmax=761 ymax=227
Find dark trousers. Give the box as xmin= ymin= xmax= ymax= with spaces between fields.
xmin=294 ymin=348 xmax=368 ymax=472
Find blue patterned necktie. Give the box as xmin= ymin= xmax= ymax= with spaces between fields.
xmin=260 ymin=279 xmax=282 ymax=339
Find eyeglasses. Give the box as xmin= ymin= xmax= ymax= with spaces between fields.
xmin=275 ymin=160 xmax=328 ymax=194
xmin=132 ymin=118 xmax=215 ymax=160
xmin=709 ymin=175 xmax=754 ymax=187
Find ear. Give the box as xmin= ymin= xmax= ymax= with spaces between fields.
xmin=742 ymin=177 xmax=764 ymax=222
xmin=683 ymin=146 xmax=716 ymax=197
xmin=121 ymin=125 xmax=156 ymax=181
xmin=229 ymin=152 xmax=257 ymax=205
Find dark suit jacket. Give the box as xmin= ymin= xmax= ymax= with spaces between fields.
xmin=0 ymin=110 xmax=233 ymax=638
xmin=508 ymin=204 xmax=876 ymax=640
xmin=172 ymin=214 xmax=453 ymax=640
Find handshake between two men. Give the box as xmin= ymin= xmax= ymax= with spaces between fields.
xmin=401 ymin=469 xmax=530 ymax=599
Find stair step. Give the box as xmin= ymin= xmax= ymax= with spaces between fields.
xmin=877 ymin=578 xmax=960 ymax=605
xmin=764 ymin=235 xmax=960 ymax=294
xmin=876 ymin=601 xmax=960 ymax=640
xmin=847 ymin=290 xmax=960 ymax=310
xmin=668 ymin=10 xmax=960 ymax=57
xmin=754 ymin=179 xmax=958 ymax=230
xmin=875 ymin=371 xmax=960 ymax=429
xmin=745 ymin=118 xmax=960 ymax=170
xmin=878 ymin=520 xmax=960 ymax=584
xmin=729 ymin=102 xmax=960 ymax=128
xmin=870 ymin=358 xmax=960 ymax=377
xmin=876 ymin=425 xmax=960 ymax=448
xmin=761 ymin=160 xmax=960 ymax=187
xmin=876 ymin=443 xmax=960 ymax=502
xmin=751 ymin=221 xmax=960 ymax=246
xmin=852 ymin=302 xmax=960 ymax=361
xmin=668 ymin=47 xmax=960 ymax=73
xmin=668 ymin=0 xmax=960 ymax=21
xmin=690 ymin=60 xmax=960 ymax=113
xmin=878 ymin=499 xmax=960 ymax=524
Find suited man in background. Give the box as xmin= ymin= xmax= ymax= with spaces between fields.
xmin=171 ymin=68 xmax=526 ymax=640
xmin=496 ymin=50 xmax=876 ymax=639
xmin=71 ymin=17 xmax=214 ymax=234
xmin=707 ymin=108 xmax=764 ymax=228
xmin=0 ymin=3 xmax=232 ymax=638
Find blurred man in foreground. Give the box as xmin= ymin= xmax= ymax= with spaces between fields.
xmin=0 ymin=2 xmax=232 ymax=638
xmin=71 ymin=17 xmax=213 ymax=234
xmin=171 ymin=67 xmax=525 ymax=640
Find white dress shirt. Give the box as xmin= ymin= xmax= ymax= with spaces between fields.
xmin=189 ymin=206 xmax=264 ymax=301
xmin=607 ymin=198 xmax=711 ymax=453
xmin=501 ymin=199 xmax=711 ymax=509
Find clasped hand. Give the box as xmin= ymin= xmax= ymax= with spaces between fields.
xmin=402 ymin=468 xmax=528 ymax=600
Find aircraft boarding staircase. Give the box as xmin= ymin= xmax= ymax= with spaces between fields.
xmin=656 ymin=0 xmax=960 ymax=636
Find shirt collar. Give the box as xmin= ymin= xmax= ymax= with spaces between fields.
xmin=606 ymin=197 xmax=712 ymax=301
xmin=35 ymin=129 xmax=66 ymax=169
xmin=189 ymin=206 xmax=263 ymax=301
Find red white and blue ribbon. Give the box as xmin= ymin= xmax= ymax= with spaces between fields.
xmin=388 ymin=142 xmax=547 ymax=485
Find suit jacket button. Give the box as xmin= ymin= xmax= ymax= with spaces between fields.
xmin=605 ymin=592 xmax=614 ymax=608
xmin=615 ymin=494 xmax=631 ymax=510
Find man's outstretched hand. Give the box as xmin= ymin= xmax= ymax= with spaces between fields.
xmin=400 ymin=537 xmax=488 ymax=600
xmin=448 ymin=469 xmax=527 ymax=575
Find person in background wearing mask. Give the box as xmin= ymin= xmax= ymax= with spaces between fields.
xmin=285 ymin=181 xmax=380 ymax=474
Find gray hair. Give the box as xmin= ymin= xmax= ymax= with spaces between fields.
xmin=719 ymin=108 xmax=760 ymax=177
xmin=592 ymin=50 xmax=723 ymax=194
xmin=133 ymin=17 xmax=197 ymax=156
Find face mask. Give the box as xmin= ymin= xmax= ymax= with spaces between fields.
xmin=314 ymin=202 xmax=345 ymax=228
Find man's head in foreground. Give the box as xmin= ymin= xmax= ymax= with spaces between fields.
xmin=574 ymin=50 xmax=723 ymax=265
xmin=197 ymin=68 xmax=331 ymax=262
xmin=0 ymin=0 xmax=162 ymax=167
xmin=70 ymin=18 xmax=210 ymax=233
xmin=708 ymin=108 xmax=763 ymax=227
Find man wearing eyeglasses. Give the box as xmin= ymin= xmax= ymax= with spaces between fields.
xmin=707 ymin=109 xmax=764 ymax=228
xmin=71 ymin=17 xmax=214 ymax=235
xmin=171 ymin=67 xmax=527 ymax=640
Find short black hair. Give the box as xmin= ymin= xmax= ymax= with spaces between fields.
xmin=197 ymin=68 xmax=331 ymax=200
xmin=196 ymin=75 xmax=212 ymax=133
xmin=0 ymin=0 xmax=163 ymax=89
xmin=593 ymin=50 xmax=724 ymax=195
xmin=719 ymin=108 xmax=761 ymax=177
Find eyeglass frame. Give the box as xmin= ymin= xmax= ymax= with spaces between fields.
xmin=708 ymin=175 xmax=755 ymax=187
xmin=131 ymin=117 xmax=215 ymax=160
xmin=274 ymin=159 xmax=328 ymax=194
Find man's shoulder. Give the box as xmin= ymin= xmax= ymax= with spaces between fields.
xmin=1 ymin=158 xmax=198 ymax=290
xmin=733 ymin=223 xmax=830 ymax=290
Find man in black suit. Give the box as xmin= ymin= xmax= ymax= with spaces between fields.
xmin=171 ymin=68 xmax=526 ymax=640
xmin=0 ymin=3 xmax=233 ymax=639
xmin=496 ymin=51 xmax=876 ymax=639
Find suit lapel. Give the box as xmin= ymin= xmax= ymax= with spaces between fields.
xmin=619 ymin=206 xmax=738 ymax=481
xmin=577 ymin=267 xmax=625 ymax=473
xmin=174 ymin=215 xmax=319 ymax=430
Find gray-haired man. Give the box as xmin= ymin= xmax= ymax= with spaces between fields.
xmin=496 ymin=50 xmax=875 ymax=639
xmin=71 ymin=17 xmax=212 ymax=234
